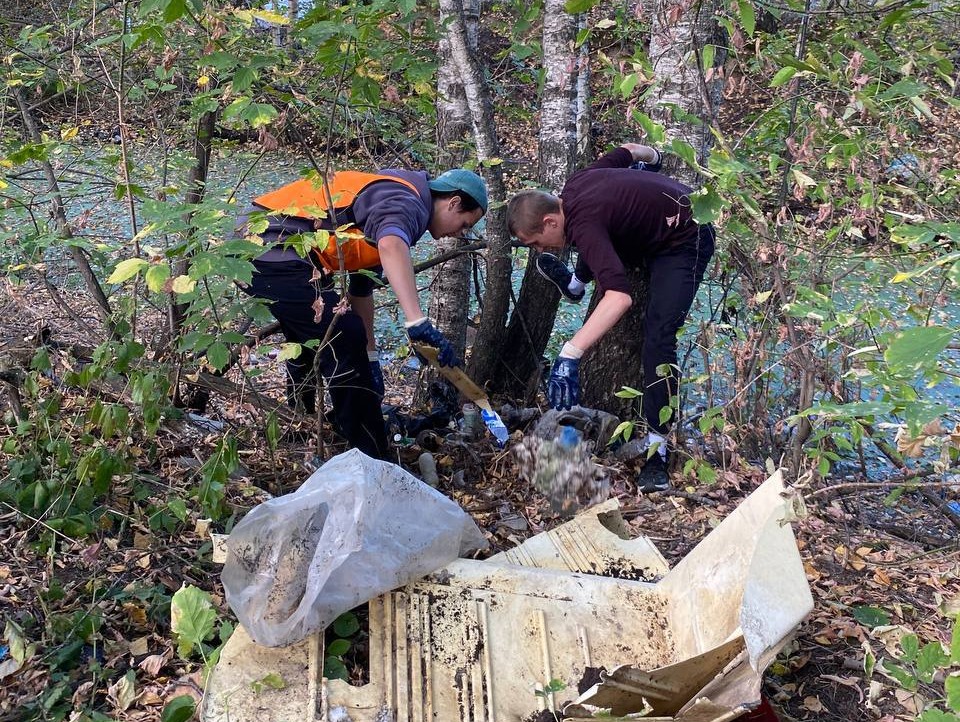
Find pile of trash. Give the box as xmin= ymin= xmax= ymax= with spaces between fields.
xmin=204 ymin=450 xmax=813 ymax=722
xmin=512 ymin=407 xmax=619 ymax=513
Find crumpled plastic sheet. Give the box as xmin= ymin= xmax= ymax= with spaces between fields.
xmin=222 ymin=449 xmax=488 ymax=647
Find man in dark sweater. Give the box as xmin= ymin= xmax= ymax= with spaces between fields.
xmin=240 ymin=167 xmax=487 ymax=460
xmin=507 ymin=143 xmax=714 ymax=491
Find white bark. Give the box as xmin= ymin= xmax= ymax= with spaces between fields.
xmin=438 ymin=0 xmax=513 ymax=387
xmin=538 ymin=0 xmax=578 ymax=189
xmin=427 ymin=0 xmax=481 ymax=374
xmin=575 ymin=15 xmax=592 ymax=166
xmin=646 ymin=0 xmax=725 ymax=188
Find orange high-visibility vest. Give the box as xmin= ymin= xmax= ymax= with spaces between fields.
xmin=253 ymin=171 xmax=421 ymax=272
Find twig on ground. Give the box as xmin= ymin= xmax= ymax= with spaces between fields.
xmin=807 ymin=470 xmax=954 ymax=498
xmin=659 ymin=488 xmax=719 ymax=506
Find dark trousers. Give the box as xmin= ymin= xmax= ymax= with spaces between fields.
xmin=247 ymin=260 xmax=389 ymax=459
xmin=641 ymin=225 xmax=714 ymax=434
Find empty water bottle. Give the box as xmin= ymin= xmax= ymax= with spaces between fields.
xmin=558 ymin=425 xmax=583 ymax=449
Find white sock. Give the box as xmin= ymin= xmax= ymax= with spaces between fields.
xmin=646 ymin=432 xmax=667 ymax=459
xmin=568 ymin=274 xmax=586 ymax=294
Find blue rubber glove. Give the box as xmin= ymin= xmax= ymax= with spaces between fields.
xmin=548 ymin=356 xmax=581 ymax=410
xmin=407 ymin=318 xmax=460 ymax=367
xmin=369 ymin=360 xmax=385 ymax=396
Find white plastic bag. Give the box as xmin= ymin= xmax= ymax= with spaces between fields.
xmin=222 ymin=449 xmax=488 ymax=647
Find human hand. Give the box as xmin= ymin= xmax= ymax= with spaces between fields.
xmin=625 ymin=143 xmax=662 ymax=170
xmin=406 ymin=318 xmax=460 ymax=367
xmin=547 ymin=356 xmax=581 ymax=410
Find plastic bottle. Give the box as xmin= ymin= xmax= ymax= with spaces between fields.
xmin=558 ymin=425 xmax=583 ymax=449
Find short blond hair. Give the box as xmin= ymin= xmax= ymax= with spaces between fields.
xmin=507 ymin=190 xmax=560 ymax=237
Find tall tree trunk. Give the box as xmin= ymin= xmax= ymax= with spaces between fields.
xmin=581 ymin=266 xmax=648 ymax=417
xmin=437 ymin=0 xmax=511 ymax=392
xmin=489 ymin=0 xmax=579 ymax=401
xmin=575 ymin=15 xmax=592 ymax=166
xmin=417 ymin=0 xmax=480 ymax=408
xmin=645 ymin=0 xmax=725 ymax=186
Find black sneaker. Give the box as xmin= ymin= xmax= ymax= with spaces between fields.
xmin=536 ymin=253 xmax=584 ymax=302
xmin=637 ymin=453 xmax=670 ymax=493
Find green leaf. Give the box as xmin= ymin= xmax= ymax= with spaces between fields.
xmin=702 ymin=45 xmax=715 ymax=70
xmin=167 ymin=498 xmax=188 ymax=523
xmin=206 ymin=342 xmax=230 ymax=371
xmin=276 ymin=343 xmax=302 ymax=362
xmin=170 ymin=585 xmax=217 ymax=659
xmin=770 ymin=66 xmax=798 ymax=87
xmin=332 ymin=612 xmax=360 ymax=638
xmin=327 ymin=639 xmax=351 ymax=657
xmin=852 ymin=605 xmax=890 ymax=627
xmin=323 ymin=656 xmax=349 ymax=680
xmin=901 ymin=633 xmax=920 ymax=662
xmin=564 ymin=0 xmax=599 ymax=12
xmin=610 ymin=420 xmax=634 ymax=443
xmin=614 ymin=385 xmax=642 ymax=399
xmin=881 ymin=660 xmax=917 ymax=690
xmin=161 ymin=695 xmax=196 ymax=722
xmin=619 ymin=73 xmax=639 ymax=98
xmin=690 ymin=185 xmax=726 ymax=224
xmin=108 ymin=257 xmax=149 ymax=284
xmin=250 ymin=672 xmax=286 ymax=693
xmin=947 ymin=674 xmax=960 ymax=713
xmin=232 ymin=66 xmax=257 ymax=93
xmin=884 ymin=326 xmax=955 ymax=374
xmin=917 ymin=642 xmax=950 ymax=682
xmin=918 ymin=710 xmax=960 ymax=722
xmin=738 ymin=0 xmax=756 ymax=35
xmin=696 ymin=462 xmax=718 ymax=484
xmin=659 ymin=405 xmax=673 ymax=426
xmin=145 ymin=263 xmax=171 ymax=293
xmin=164 ymin=0 xmax=187 ymax=23
xmin=878 ymin=78 xmax=927 ymax=100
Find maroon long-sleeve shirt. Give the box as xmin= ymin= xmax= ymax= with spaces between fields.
xmin=561 ymin=147 xmax=699 ymax=294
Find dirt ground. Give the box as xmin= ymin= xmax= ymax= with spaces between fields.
xmin=2 ymin=275 xmax=959 ymax=722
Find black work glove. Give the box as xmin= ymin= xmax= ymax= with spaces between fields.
xmin=547 ymin=356 xmax=581 ymax=410
xmin=407 ymin=318 xmax=460 ymax=368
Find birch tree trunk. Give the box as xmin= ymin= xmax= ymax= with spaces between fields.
xmin=437 ymin=0 xmax=512 ymax=391
xmin=645 ymin=0 xmax=725 ymax=186
xmin=575 ymin=15 xmax=592 ymax=166
xmin=416 ymin=0 xmax=479 ymax=408
xmin=490 ymin=0 xmax=579 ymax=400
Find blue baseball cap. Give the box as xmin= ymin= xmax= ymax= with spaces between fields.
xmin=428 ymin=169 xmax=488 ymax=213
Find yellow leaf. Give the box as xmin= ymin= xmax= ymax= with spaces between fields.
xmin=171 ymin=275 xmax=196 ymax=294
xmin=61 ymin=126 xmax=79 ymax=141
xmin=251 ymin=9 xmax=290 ymax=25
xmin=107 ymin=257 xmax=148 ymax=284
xmin=792 ymin=168 xmax=817 ymax=187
